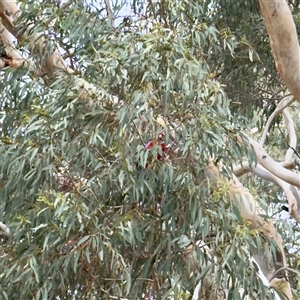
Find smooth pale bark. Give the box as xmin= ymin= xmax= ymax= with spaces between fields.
xmin=205 ymin=162 xmax=293 ymax=299
xmin=234 ymin=106 xmax=300 ymax=223
xmin=258 ymin=0 xmax=300 ymax=102
xmin=233 ymin=161 xmax=300 ymax=223
xmin=236 ymin=138 xmax=300 ymax=224
xmin=260 ymin=97 xmax=295 ymax=147
xmin=250 ymin=138 xmax=300 ymax=188
xmin=249 ymin=106 xmax=300 ymax=223
xmin=282 ymin=109 xmax=297 ymax=161
xmin=0 ymin=221 xmax=9 ymax=238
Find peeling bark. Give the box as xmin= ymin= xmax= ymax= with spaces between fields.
xmin=0 ymin=0 xmax=68 ymax=83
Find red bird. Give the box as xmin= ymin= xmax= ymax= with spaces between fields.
xmin=144 ymin=132 xmax=167 ymax=167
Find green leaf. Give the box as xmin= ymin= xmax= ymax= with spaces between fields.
xmin=73 ymin=251 xmax=80 ymax=273
xmin=198 ymin=265 xmax=212 ymax=280
xmin=29 ymin=257 xmax=39 ymax=283
xmin=78 ymin=235 xmax=90 ymax=246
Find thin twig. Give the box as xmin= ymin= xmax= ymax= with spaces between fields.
xmin=270 ymin=267 xmax=300 ymax=281
xmin=131 ymin=120 xmax=146 ymax=146
xmin=104 ymin=0 xmax=114 ymax=27
xmin=288 ymin=146 xmax=300 ymax=159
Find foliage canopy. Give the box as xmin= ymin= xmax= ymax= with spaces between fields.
xmin=0 ymin=0 xmax=299 ymax=299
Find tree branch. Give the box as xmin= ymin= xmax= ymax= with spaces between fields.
xmin=258 ymin=0 xmax=300 ymax=102
xmin=0 ymin=221 xmax=10 ymax=239
xmin=206 ymin=161 xmax=293 ymax=298
xmin=270 ymin=267 xmax=300 ymax=281
xmin=0 ymin=20 xmax=22 ymax=60
xmin=282 ymin=109 xmax=297 ymax=161
xmin=104 ymin=0 xmax=114 ymax=27
xmin=0 ymin=0 xmax=70 ymax=83
xmin=260 ymin=96 xmax=295 ymax=147
xmin=192 ymin=280 xmax=201 ymax=300
xmin=250 ymin=138 xmax=300 ymax=188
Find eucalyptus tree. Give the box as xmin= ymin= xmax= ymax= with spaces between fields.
xmin=0 ymin=0 xmax=299 ymax=299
